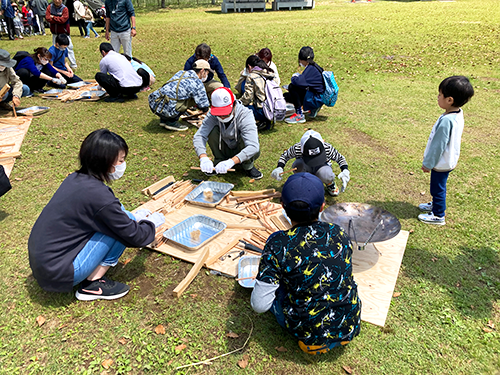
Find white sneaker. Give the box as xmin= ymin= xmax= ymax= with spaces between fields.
xmin=418 ymin=202 xmax=433 ymax=212
xmin=418 ymin=212 xmax=445 ymax=225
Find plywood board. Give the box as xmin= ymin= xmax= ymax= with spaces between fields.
xmin=0 ymin=117 xmax=32 ymax=177
xmin=352 ymin=230 xmax=409 ymax=327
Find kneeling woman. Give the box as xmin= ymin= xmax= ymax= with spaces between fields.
xmin=284 ymin=46 xmax=325 ymax=124
xmin=239 ymin=55 xmax=275 ymax=130
xmin=15 ymin=47 xmax=67 ymax=93
xmin=28 ymin=129 xmax=164 ymax=301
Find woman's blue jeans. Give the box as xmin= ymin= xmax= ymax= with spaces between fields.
xmin=72 ymin=207 xmax=135 ymax=285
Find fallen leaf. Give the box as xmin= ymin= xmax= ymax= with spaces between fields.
xmin=58 ymin=324 xmax=67 ymax=330
xmin=190 ymin=294 xmax=197 ymax=298
xmin=142 ymin=157 xmax=148 ymax=161
xmin=275 ymin=346 xmax=287 ymax=352
xmin=167 ymin=360 xmax=173 ymax=365
xmin=342 ymin=365 xmax=353 ymax=374
xmin=487 ymin=320 xmax=495 ymax=329
xmin=36 ymin=315 xmax=46 ymax=327
xmin=483 ymin=327 xmax=493 ymax=333
xmin=226 ymin=331 xmax=239 ymax=338
xmin=14 ymin=177 xmax=22 ymax=181
xmin=155 ymin=324 xmax=166 ymax=335
xmin=409 ymin=229 xmax=414 ymax=234
xmin=393 ymin=292 xmax=401 ymax=298
xmin=456 ymin=282 xmax=461 ymax=287
xmin=237 ymin=354 xmax=249 ymax=369
xmin=431 ymin=257 xmax=438 ymax=262
xmin=152 ymin=149 xmax=157 ymax=152
xmin=123 ymin=258 xmax=132 ymax=266
xmin=118 ymin=338 xmax=127 ymax=345
xmin=249 ymin=179 xmax=255 ymax=183
xmin=133 ymin=152 xmax=137 ymax=155
xmin=179 ymin=134 xmax=186 ymax=137
xmin=183 ymin=172 xmax=189 ymax=177
xmin=138 ymin=134 xmax=143 ymax=137
xmin=170 ymin=135 xmax=175 ymax=138
xmin=101 ymin=359 xmax=113 ymax=369
xmin=409 ymin=172 xmax=414 ymax=175
xmin=175 ymin=344 xmax=187 ymax=351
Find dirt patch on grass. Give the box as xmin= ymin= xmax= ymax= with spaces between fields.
xmin=342 ymin=127 xmax=393 ymax=156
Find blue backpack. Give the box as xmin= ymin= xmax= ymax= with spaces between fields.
xmin=321 ymin=71 xmax=339 ymax=107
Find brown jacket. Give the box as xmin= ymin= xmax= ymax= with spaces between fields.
xmin=0 ymin=68 xmax=24 ymax=99
xmin=239 ymin=69 xmax=275 ymax=109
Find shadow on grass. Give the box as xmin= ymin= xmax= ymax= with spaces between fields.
xmin=0 ymin=209 xmax=9 ymax=222
xmin=366 ymin=200 xmax=420 ymax=220
xmin=24 ymin=248 xmax=151 ymax=307
xmin=225 ymin=284 xmax=349 ymax=367
xmin=405 ymin=245 xmax=500 ymax=320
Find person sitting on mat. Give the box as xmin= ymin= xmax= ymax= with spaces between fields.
xmin=271 ymin=130 xmax=350 ymax=196
xmin=284 ymin=46 xmax=325 ymax=124
xmin=148 ymin=59 xmax=210 ymax=132
xmin=251 ymin=172 xmax=361 ymax=355
xmin=14 ymin=47 xmax=67 ymax=93
xmin=28 ymin=129 xmax=165 ymax=301
xmin=193 ymin=87 xmax=262 ymax=180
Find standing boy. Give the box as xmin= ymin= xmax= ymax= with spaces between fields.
xmin=49 ymin=34 xmax=83 ymax=85
xmin=418 ymin=76 xmax=474 ymax=225
xmin=251 ymin=173 xmax=361 ymax=354
xmin=46 ymin=0 xmax=78 ymax=69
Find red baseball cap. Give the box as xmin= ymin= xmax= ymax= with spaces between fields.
xmin=210 ymin=87 xmax=235 ymax=116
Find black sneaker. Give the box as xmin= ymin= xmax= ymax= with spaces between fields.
xmin=204 ymin=170 xmax=217 ymax=177
xmin=245 ymin=167 xmax=263 ymax=180
xmin=75 ymin=276 xmax=130 ymax=301
xmin=104 ymin=95 xmax=125 ymax=103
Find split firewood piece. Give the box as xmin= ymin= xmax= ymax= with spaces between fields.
xmin=173 ymin=247 xmax=210 ymax=298
xmin=204 ymin=237 xmax=241 ymax=267
xmin=231 ymin=189 xmax=275 ymax=197
xmin=0 ymin=143 xmax=15 ymax=148
xmin=0 ymin=151 xmax=21 ymax=160
xmin=279 ymin=167 xmax=297 ymax=175
xmin=215 ymin=205 xmax=258 ymax=220
xmin=235 ymin=193 xmax=281 ymax=203
xmin=0 ymin=84 xmax=10 ymax=98
xmin=226 ymin=223 xmax=267 ymax=230
xmin=190 ymin=166 xmax=235 ymax=172
xmin=270 ymin=216 xmax=287 ymax=231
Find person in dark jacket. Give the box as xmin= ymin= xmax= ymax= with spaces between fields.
xmin=15 ymin=47 xmax=67 ymax=93
xmin=28 ymin=129 xmax=165 ymax=301
xmin=1 ymin=0 xmax=16 ymax=40
xmin=184 ymin=43 xmax=230 ymax=100
xmin=284 ymin=46 xmax=325 ymax=124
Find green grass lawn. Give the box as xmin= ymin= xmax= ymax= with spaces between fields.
xmin=1 ymin=0 xmax=499 ymax=373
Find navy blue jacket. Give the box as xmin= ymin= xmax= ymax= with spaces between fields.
xmin=184 ymin=54 xmax=230 ymax=88
xmin=291 ymin=64 xmax=325 ymax=94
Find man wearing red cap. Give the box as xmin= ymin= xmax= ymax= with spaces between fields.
xmin=193 ymin=87 xmax=262 ymax=179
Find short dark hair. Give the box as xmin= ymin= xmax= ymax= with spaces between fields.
xmin=195 ymin=43 xmax=211 ymax=60
xmin=257 ymin=48 xmax=272 ymax=64
xmin=245 ymin=55 xmax=274 ymax=73
xmin=77 ymin=129 xmax=128 ymax=183
xmin=298 ymin=46 xmax=314 ymax=63
xmin=55 ymin=34 xmax=70 ymax=46
xmin=99 ymin=43 xmax=114 ymax=54
xmin=283 ymin=200 xmax=321 ymax=223
xmin=439 ymin=76 xmax=474 ymax=107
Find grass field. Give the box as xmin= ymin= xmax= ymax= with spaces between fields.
xmin=0 ymin=0 xmax=499 ymax=373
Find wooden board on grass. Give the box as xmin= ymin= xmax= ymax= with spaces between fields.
xmin=351 ymin=230 xmax=409 ymax=327
xmin=0 ymin=117 xmax=32 ymax=177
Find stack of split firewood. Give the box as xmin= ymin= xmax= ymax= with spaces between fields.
xmin=179 ymin=109 xmax=206 ymax=128
xmin=41 ymin=82 xmax=102 ymax=102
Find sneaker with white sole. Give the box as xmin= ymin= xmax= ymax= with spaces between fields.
xmin=326 ymin=182 xmax=339 ymax=196
xmin=307 ymin=107 xmax=321 ymax=118
xmin=418 ymin=202 xmax=433 ymax=212
xmin=160 ymin=120 xmax=188 ymax=131
xmin=285 ymin=113 xmax=306 ymax=124
xmin=418 ymin=212 xmax=445 ymax=225
xmin=75 ymin=276 xmax=130 ymax=301
xmin=245 ymin=167 xmax=263 ymax=180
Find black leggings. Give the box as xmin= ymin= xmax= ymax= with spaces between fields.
xmin=95 ymin=68 xmax=149 ymax=98
xmin=284 ymin=83 xmax=307 ymax=111
xmin=16 ymin=66 xmax=57 ymax=92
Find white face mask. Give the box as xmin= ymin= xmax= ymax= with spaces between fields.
xmin=201 ymin=75 xmax=208 ymax=83
xmin=40 ymin=58 xmax=49 ymax=65
xmin=0 ymin=66 xmax=6 ymax=72
xmin=218 ymin=113 xmax=234 ymax=123
xmin=299 ymin=62 xmax=306 ymax=68
xmin=109 ymin=161 xmax=126 ymax=180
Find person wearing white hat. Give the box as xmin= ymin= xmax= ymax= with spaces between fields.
xmin=271 ymin=130 xmax=350 ymax=196
xmin=0 ymin=49 xmax=30 ymax=110
xmin=193 ymin=87 xmax=262 ymax=179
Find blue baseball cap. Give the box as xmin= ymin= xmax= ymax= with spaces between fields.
xmin=281 ymin=172 xmax=325 ymax=213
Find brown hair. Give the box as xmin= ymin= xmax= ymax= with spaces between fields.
xmin=31 ymin=47 xmax=52 ymax=64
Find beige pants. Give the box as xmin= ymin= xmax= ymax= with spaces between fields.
xmin=204 ymin=80 xmax=223 ymax=101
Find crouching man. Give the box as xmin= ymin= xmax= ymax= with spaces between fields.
xmin=251 ymin=173 xmax=361 ymax=354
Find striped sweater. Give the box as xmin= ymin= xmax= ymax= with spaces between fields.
xmin=277 ymin=142 xmax=348 ymax=171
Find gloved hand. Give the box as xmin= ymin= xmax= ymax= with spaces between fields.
xmin=292 ymin=73 xmax=300 ymax=78
xmin=215 ymin=159 xmax=235 ymax=174
xmin=143 ymin=212 xmax=166 ymax=228
xmin=338 ymin=169 xmax=350 ymax=193
xmin=52 ymin=78 xmax=63 ymax=85
xmin=200 ymin=156 xmax=214 ymax=173
xmin=271 ymin=167 xmax=284 ymax=181
xmin=133 ymin=209 xmax=151 ymax=222
xmin=59 ymin=76 xmax=67 ymax=85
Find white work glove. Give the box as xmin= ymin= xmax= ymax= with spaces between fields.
xmin=292 ymin=73 xmax=300 ymax=78
xmin=200 ymin=156 xmax=214 ymax=173
xmin=133 ymin=209 xmax=151 ymax=222
xmin=215 ymin=159 xmax=235 ymax=174
xmin=271 ymin=167 xmax=284 ymax=181
xmin=338 ymin=169 xmax=350 ymax=193
xmin=51 ymin=78 xmax=63 ymax=85
xmin=59 ymin=76 xmax=67 ymax=85
xmin=143 ymin=212 xmax=165 ymax=228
